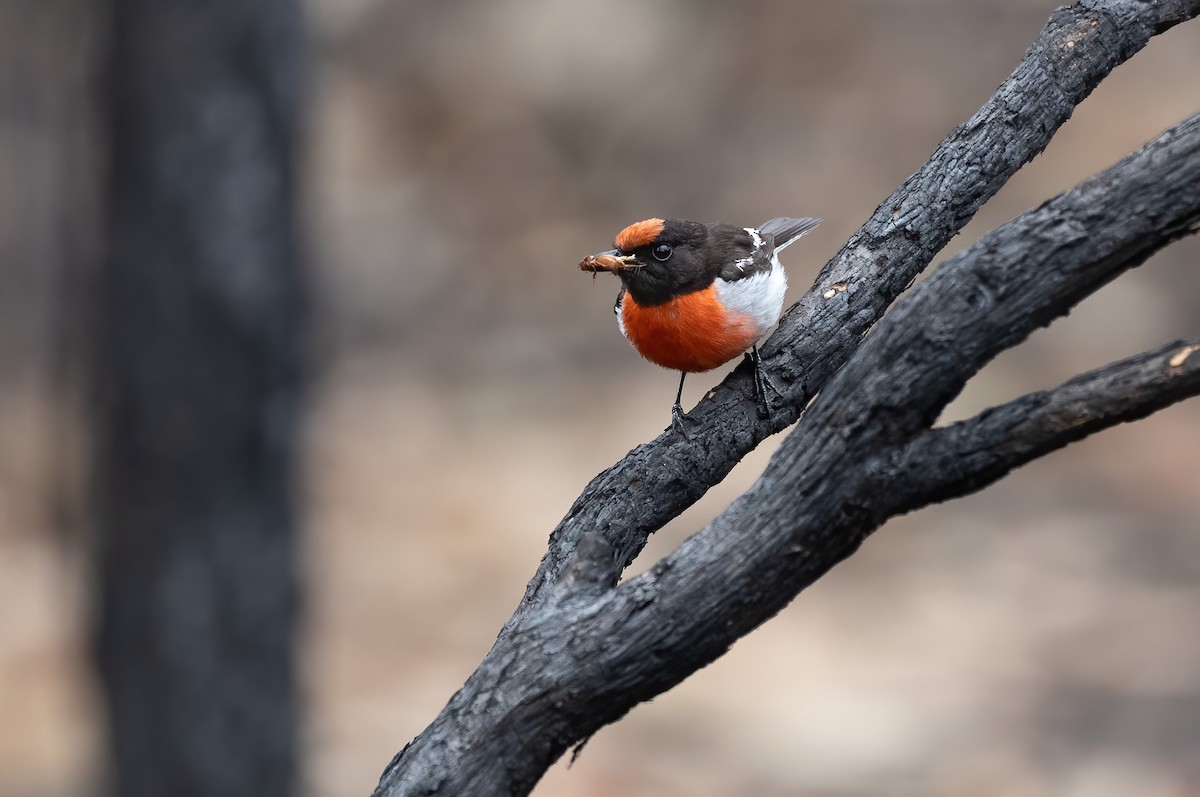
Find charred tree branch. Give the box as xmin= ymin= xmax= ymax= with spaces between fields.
xmin=374 ymin=3 xmax=1200 ymax=794
xmin=373 ymin=109 xmax=1200 ymax=797
xmin=888 ymin=338 xmax=1200 ymax=511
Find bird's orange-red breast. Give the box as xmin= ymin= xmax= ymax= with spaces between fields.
xmin=580 ymin=216 xmax=820 ymax=423
xmin=617 ymin=286 xmax=758 ymax=373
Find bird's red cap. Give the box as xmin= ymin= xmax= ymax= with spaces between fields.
xmin=614 ymin=218 xmax=665 ymax=252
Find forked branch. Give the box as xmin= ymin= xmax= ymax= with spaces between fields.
xmin=890 ymin=339 xmax=1200 ymax=510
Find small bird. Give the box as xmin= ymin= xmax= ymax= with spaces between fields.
xmin=581 ymin=216 xmax=820 ymax=430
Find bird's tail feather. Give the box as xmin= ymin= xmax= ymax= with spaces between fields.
xmin=758 ymin=217 xmax=821 ymax=252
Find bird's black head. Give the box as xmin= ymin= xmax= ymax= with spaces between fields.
xmin=581 ymin=218 xmax=759 ymax=306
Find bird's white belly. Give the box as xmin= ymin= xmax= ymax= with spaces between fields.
xmin=713 ymin=255 xmax=788 ymax=337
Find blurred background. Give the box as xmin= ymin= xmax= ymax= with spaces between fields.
xmin=2 ymin=1 xmax=1200 ymax=795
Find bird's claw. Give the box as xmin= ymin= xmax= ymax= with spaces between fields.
xmin=669 ymin=402 xmax=692 ymax=439
xmin=745 ymin=348 xmax=781 ymax=420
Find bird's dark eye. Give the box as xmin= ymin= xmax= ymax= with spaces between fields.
xmin=652 ymin=243 xmax=673 ymax=262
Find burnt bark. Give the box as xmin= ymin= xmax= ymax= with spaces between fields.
xmin=92 ymin=2 xmax=307 ymax=795
xmin=889 ymin=339 xmax=1200 ymax=509
xmin=375 ymin=1 xmax=1200 ymax=794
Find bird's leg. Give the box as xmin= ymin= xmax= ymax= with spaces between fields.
xmin=745 ymin=345 xmax=780 ymax=419
xmin=670 ymin=371 xmax=691 ymax=437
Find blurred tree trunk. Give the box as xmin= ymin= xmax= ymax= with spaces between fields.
xmin=92 ymin=2 xmax=307 ymax=795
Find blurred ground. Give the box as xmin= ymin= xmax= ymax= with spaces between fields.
xmin=2 ymin=1 xmax=1200 ymax=795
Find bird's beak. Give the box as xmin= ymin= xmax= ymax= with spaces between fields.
xmin=580 ymin=249 xmax=640 ymax=274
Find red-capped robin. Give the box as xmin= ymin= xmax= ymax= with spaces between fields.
xmin=581 ymin=216 xmax=820 ymax=430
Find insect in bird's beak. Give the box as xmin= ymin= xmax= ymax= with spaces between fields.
xmin=579 ymin=249 xmax=642 ymax=274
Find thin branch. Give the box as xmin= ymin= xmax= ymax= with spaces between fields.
xmin=887 ymin=339 xmax=1200 ymax=511
xmin=521 ymin=0 xmax=1200 ymax=609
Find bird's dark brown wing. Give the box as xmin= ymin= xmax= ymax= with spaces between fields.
xmin=710 ymin=224 xmax=773 ymax=282
xmin=711 ymin=218 xmax=820 ymax=282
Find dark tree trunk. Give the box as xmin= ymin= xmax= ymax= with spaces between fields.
xmin=92 ymin=2 xmax=307 ymax=795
